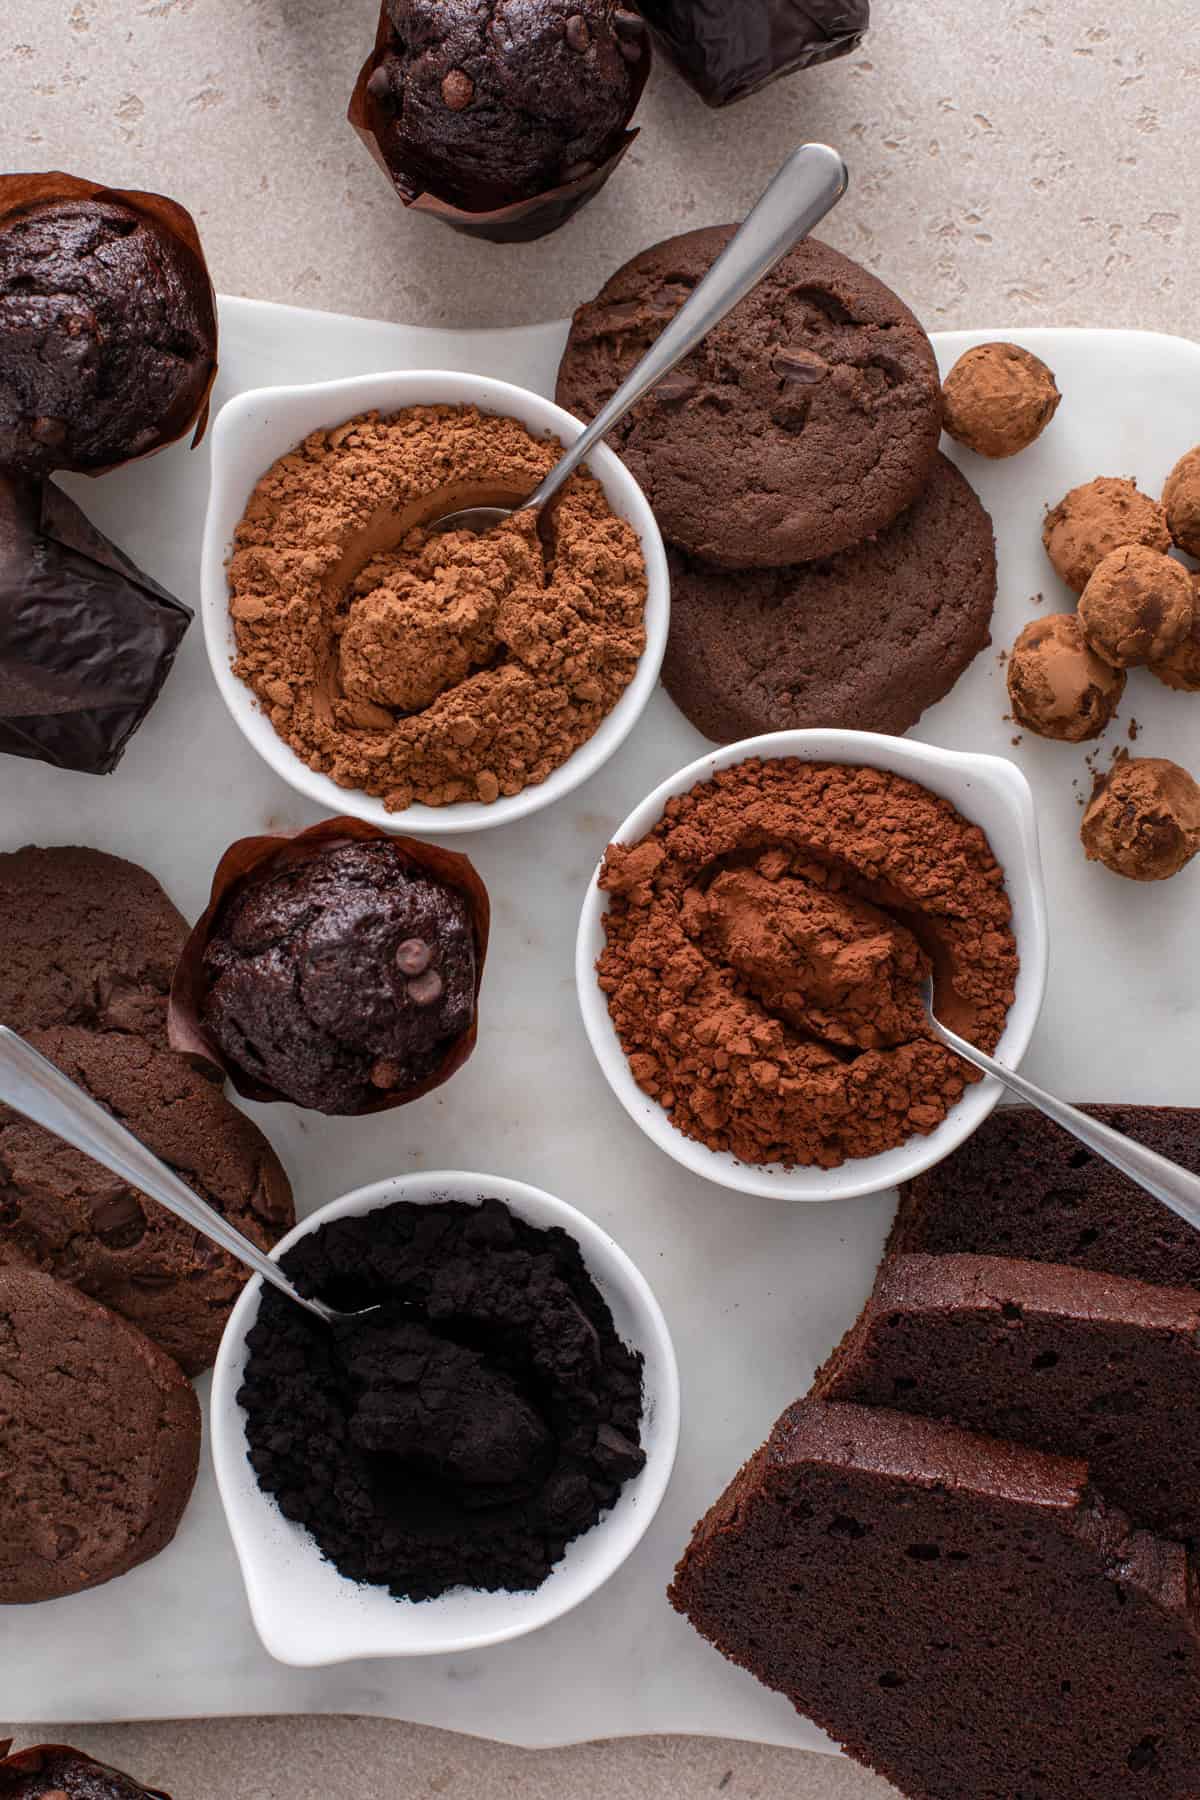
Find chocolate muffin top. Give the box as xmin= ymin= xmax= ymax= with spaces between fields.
xmin=0 ymin=195 xmax=216 ymax=475
xmin=201 ymin=841 xmax=477 ymax=1114
xmin=373 ymin=0 xmax=645 ymax=210
xmin=0 ymin=1743 xmax=170 ymax=1799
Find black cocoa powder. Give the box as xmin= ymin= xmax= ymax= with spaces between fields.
xmin=238 ymin=1197 xmax=647 ymax=1600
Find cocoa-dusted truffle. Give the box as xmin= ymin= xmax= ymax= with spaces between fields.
xmin=1043 ymin=477 xmax=1170 ymax=595
xmin=367 ymin=0 xmax=646 ymax=212
xmin=1082 ymin=754 xmax=1200 ymax=883
xmin=1163 ymin=446 xmax=1200 ymax=558
xmin=1151 ymin=572 xmax=1200 ymax=692
xmin=942 ymin=342 xmax=1060 ymax=459
xmin=1077 ymin=544 xmax=1194 ymax=668
xmin=200 ymin=840 xmax=478 ymax=1113
xmin=1006 ymin=613 xmax=1124 ymax=742
xmin=0 ymin=177 xmax=217 ymax=476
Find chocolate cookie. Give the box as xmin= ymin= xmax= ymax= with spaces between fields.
xmin=0 ymin=1027 xmax=294 ymax=1375
xmin=556 ymin=229 xmax=942 ymax=567
xmin=0 ymin=846 xmax=188 ymax=1043
xmin=661 ymin=454 xmax=997 ymax=742
xmin=0 ymin=1268 xmax=199 ymax=1604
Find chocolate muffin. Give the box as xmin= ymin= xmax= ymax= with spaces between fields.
xmin=0 ymin=188 xmax=217 ymax=476
xmin=0 ymin=1268 xmax=200 ymax=1605
xmin=0 ymin=1026 xmax=295 ymax=1376
xmin=368 ymin=0 xmax=645 ymax=212
xmin=557 ymin=229 xmax=942 ymax=567
xmin=200 ymin=840 xmax=478 ymax=1114
xmin=0 ymin=845 xmax=188 ymax=1043
xmin=0 ymin=1743 xmax=170 ymax=1798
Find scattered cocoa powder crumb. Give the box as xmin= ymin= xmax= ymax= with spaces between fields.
xmin=595 ymin=759 xmax=1019 ymax=1171
xmin=227 ymin=407 xmax=648 ymax=811
xmin=1129 ymin=717 xmax=1140 ymax=742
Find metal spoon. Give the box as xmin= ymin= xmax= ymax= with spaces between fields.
xmin=920 ymin=978 xmax=1200 ymax=1232
xmin=430 ymin=141 xmax=849 ymax=538
xmin=0 ymin=1025 xmax=375 ymax=1326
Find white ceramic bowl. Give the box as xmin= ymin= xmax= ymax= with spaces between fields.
xmin=576 ymin=730 xmax=1048 ymax=1204
xmin=200 ymin=370 xmax=670 ymax=834
xmin=211 ymin=1170 xmax=680 ymax=1666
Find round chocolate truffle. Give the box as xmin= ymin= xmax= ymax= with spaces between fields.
xmin=372 ymin=0 xmax=644 ymax=211
xmin=0 ymin=195 xmax=216 ymax=476
xmin=1163 ymin=446 xmax=1200 ymax=558
xmin=200 ymin=840 xmax=477 ymax=1114
xmin=1081 ymin=756 xmax=1200 ymax=883
xmin=942 ymin=342 xmax=1060 ymax=459
xmin=1007 ymin=613 xmax=1125 ymax=742
xmin=1151 ymin=571 xmax=1200 ymax=692
xmin=1043 ymin=477 xmax=1171 ymax=595
xmin=1077 ymin=544 xmax=1195 ymax=668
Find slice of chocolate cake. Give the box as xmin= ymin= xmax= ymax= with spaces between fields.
xmin=670 ymin=1401 xmax=1200 ymax=1798
xmin=892 ymin=1103 xmax=1200 ymax=1290
xmin=814 ymin=1252 xmax=1200 ymax=1542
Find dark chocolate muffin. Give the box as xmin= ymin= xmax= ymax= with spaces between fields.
xmin=201 ymin=840 xmax=477 ymax=1114
xmin=0 ymin=194 xmax=217 ymax=475
xmin=369 ymin=0 xmax=645 ymax=211
xmin=0 ymin=1743 xmax=170 ymax=1798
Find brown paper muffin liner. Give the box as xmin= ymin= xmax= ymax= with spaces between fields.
xmin=0 ymin=170 xmax=218 ymax=475
xmin=168 ymin=817 xmax=490 ymax=1116
xmin=348 ymin=3 xmax=650 ymax=244
xmin=0 ymin=1741 xmax=172 ymax=1798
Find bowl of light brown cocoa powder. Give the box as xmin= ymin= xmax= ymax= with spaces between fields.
xmin=576 ymin=730 xmax=1049 ymax=1202
xmin=200 ymin=370 xmax=668 ymax=831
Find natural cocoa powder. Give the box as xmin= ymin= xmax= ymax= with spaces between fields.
xmin=227 ymin=406 xmax=648 ymax=811
xmin=597 ymin=759 xmax=1019 ymax=1169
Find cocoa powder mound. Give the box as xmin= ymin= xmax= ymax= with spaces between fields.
xmin=596 ymin=759 xmax=1019 ymax=1170
xmin=227 ymin=407 xmax=648 ymax=811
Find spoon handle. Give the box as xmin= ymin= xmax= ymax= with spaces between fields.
xmin=527 ymin=141 xmax=849 ymax=517
xmin=0 ymin=1024 xmax=332 ymax=1324
xmin=928 ymin=1017 xmax=1200 ymax=1234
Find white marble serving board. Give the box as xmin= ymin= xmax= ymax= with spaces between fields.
xmin=4 ymin=303 xmax=1200 ymax=1747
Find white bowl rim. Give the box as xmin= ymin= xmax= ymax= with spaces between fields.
xmin=210 ymin=1169 xmax=681 ymax=1665
xmin=200 ymin=368 xmax=670 ymax=835
xmin=576 ymin=728 xmax=1049 ymax=1204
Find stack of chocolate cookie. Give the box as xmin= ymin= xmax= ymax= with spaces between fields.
xmin=0 ymin=846 xmax=295 ymax=1606
xmin=556 ymin=228 xmax=998 ymax=741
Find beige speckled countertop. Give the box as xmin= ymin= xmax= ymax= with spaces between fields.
xmin=3 ymin=0 xmax=1196 ymax=1793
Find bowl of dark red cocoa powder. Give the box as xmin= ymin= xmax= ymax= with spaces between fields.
xmin=200 ymin=369 xmax=668 ymax=831
xmin=210 ymin=1170 xmax=679 ymax=1662
xmin=576 ymin=730 xmax=1049 ymax=1202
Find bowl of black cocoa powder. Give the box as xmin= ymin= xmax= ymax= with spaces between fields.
xmin=210 ymin=1171 xmax=679 ymax=1663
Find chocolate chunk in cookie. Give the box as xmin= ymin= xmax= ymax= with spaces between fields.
xmin=0 ymin=846 xmax=188 ymax=1044
xmin=0 ymin=1268 xmax=199 ymax=1604
xmin=556 ymin=229 xmax=942 ymax=567
xmin=661 ymin=455 xmax=996 ymax=742
xmin=0 ymin=1027 xmax=294 ymax=1375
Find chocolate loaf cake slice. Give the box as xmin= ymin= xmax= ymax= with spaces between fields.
xmin=892 ymin=1103 xmax=1200 ymax=1290
xmin=814 ymin=1252 xmax=1200 ymax=1541
xmin=670 ymin=1401 xmax=1200 ymax=1798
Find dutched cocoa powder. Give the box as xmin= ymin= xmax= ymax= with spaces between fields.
xmin=238 ymin=1197 xmax=647 ymax=1601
